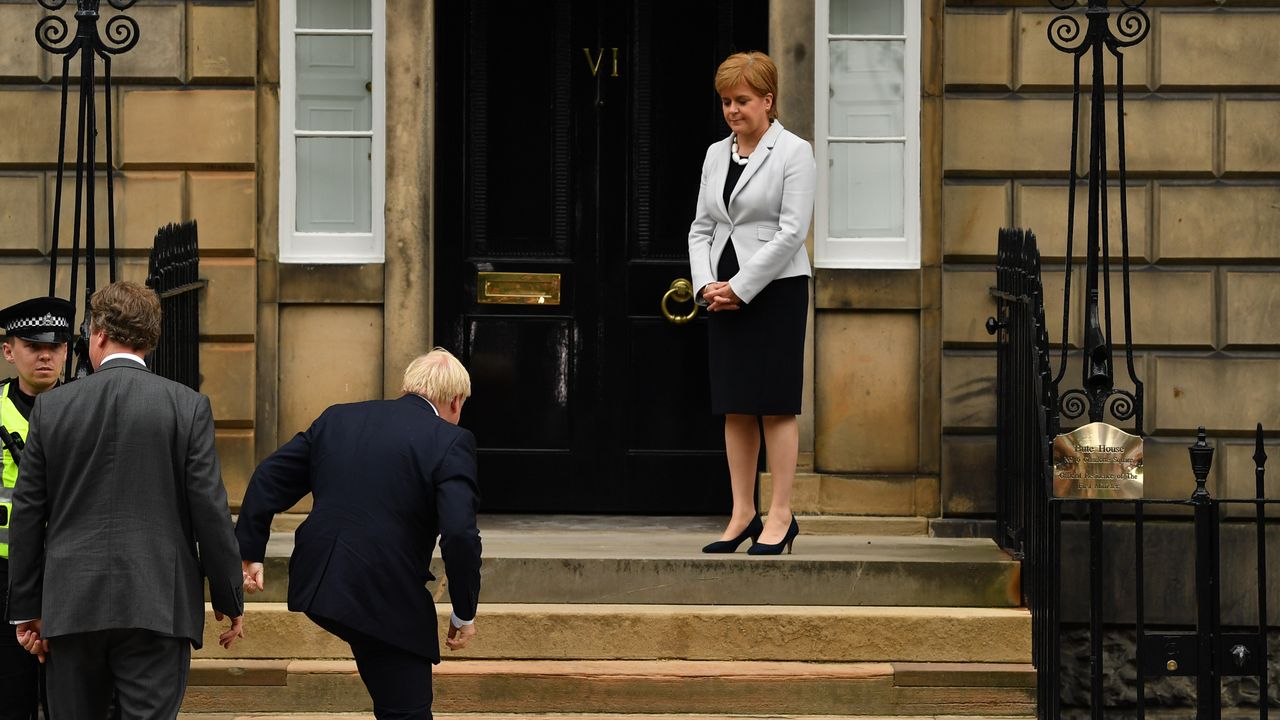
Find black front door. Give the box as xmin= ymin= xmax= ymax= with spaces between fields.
xmin=434 ymin=0 xmax=768 ymax=513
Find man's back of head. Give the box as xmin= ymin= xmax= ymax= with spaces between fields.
xmin=87 ymin=281 xmax=162 ymax=370
xmin=402 ymin=348 xmax=471 ymax=425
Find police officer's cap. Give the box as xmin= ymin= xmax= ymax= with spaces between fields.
xmin=0 ymin=296 xmax=75 ymax=344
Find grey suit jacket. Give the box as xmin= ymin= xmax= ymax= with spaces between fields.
xmin=5 ymin=357 xmax=243 ymax=647
xmin=687 ymin=120 xmax=816 ymax=304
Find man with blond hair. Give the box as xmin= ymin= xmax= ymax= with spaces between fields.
xmin=6 ymin=281 xmax=244 ymax=716
xmin=236 ymin=348 xmax=481 ymax=719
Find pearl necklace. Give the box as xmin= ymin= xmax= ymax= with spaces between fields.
xmin=730 ymin=136 xmax=750 ymax=166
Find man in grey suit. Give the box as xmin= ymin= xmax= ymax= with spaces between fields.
xmin=5 ymin=281 xmax=245 ymax=718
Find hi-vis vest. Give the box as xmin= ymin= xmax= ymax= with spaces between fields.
xmin=0 ymin=380 xmax=29 ymax=560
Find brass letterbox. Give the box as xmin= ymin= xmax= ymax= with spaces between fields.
xmin=477 ymin=272 xmax=561 ymax=306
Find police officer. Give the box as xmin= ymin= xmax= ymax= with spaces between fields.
xmin=0 ymin=296 xmax=73 ymax=720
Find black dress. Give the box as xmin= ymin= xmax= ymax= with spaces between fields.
xmin=706 ymin=154 xmax=809 ymax=416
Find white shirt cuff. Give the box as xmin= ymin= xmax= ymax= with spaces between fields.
xmin=10 ymin=619 xmax=35 ymax=625
xmin=450 ymin=612 xmax=474 ymax=627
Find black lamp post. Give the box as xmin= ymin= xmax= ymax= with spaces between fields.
xmin=34 ymin=0 xmax=140 ymax=379
xmin=1044 ymin=0 xmax=1149 ymax=434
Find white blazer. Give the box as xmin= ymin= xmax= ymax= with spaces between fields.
xmin=687 ymin=120 xmax=815 ymax=305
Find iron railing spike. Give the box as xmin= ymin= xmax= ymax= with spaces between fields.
xmin=1254 ymin=423 xmax=1268 ymax=470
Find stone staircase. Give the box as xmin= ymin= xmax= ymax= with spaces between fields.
xmin=181 ymin=516 xmax=1035 ymax=718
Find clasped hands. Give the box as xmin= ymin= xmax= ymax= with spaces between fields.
xmin=701 ymin=281 xmax=742 ymax=312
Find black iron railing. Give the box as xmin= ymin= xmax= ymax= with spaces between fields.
xmin=145 ymin=221 xmax=204 ymax=391
xmin=1042 ymin=427 xmax=1273 ymax=719
xmin=987 ymin=231 xmax=1275 ymax=719
xmin=988 ymin=228 xmax=1055 ymax=562
xmin=987 ymin=227 xmax=1063 ymax=717
xmin=989 ymin=234 xmax=1277 ymax=719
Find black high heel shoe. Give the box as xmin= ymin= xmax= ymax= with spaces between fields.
xmin=702 ymin=514 xmax=763 ymax=553
xmin=747 ymin=515 xmax=800 ymax=555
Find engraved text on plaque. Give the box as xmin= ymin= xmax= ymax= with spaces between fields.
xmin=1052 ymin=422 xmax=1144 ymax=499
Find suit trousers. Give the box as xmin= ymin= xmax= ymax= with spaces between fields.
xmin=0 ymin=562 xmax=39 ymax=720
xmin=308 ymin=613 xmax=434 ymax=719
xmin=45 ymin=628 xmax=190 ymax=720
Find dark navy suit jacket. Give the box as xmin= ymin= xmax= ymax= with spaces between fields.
xmin=235 ymin=394 xmax=481 ymax=662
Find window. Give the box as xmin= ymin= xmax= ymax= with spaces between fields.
xmin=280 ymin=0 xmax=386 ymax=263
xmin=815 ymin=0 xmax=921 ymax=269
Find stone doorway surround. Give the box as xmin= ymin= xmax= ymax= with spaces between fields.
xmin=250 ymin=0 xmax=954 ymax=519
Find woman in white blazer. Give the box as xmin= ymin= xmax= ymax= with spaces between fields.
xmin=688 ymin=52 xmax=814 ymax=556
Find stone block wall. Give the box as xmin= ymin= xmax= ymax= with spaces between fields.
xmin=0 ymin=0 xmax=258 ymax=496
xmin=942 ymin=2 xmax=1280 ymax=516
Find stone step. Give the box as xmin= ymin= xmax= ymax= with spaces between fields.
xmin=185 ymin=707 xmax=1034 ymax=712
xmin=259 ymin=513 xmax=932 ymax=537
xmin=182 ymin=714 xmax=1037 ymax=720
xmin=196 ymin=603 xmax=1031 ymax=663
xmin=180 ymin=660 xmax=1037 ymax=716
xmin=796 ymin=515 xmax=930 ymax=536
xmin=928 ymin=518 xmax=997 ymax=540
xmin=240 ymin=518 xmax=1019 ymax=608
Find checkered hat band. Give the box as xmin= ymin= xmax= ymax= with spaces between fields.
xmin=6 ymin=313 xmax=71 ymax=331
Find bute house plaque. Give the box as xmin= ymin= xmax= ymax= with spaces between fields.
xmin=1052 ymin=422 xmax=1144 ymax=499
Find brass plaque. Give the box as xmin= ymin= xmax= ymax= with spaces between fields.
xmin=477 ymin=272 xmax=561 ymax=306
xmin=1052 ymin=422 xmax=1144 ymax=499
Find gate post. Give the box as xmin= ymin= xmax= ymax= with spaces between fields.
xmin=1189 ymin=427 xmax=1221 ymax=720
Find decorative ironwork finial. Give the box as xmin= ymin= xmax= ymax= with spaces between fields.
xmin=35 ymin=0 xmax=139 ymax=13
xmin=1045 ymin=0 xmax=1149 ymax=436
xmin=1188 ymin=426 xmax=1214 ymax=500
xmin=32 ymin=0 xmax=139 ymax=379
xmin=1254 ymin=423 xmax=1268 ymax=500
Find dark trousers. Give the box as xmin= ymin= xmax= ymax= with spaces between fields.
xmin=0 ymin=562 xmax=39 ymax=720
xmin=45 ymin=629 xmax=189 ymax=720
xmin=308 ymin=613 xmax=434 ymax=719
